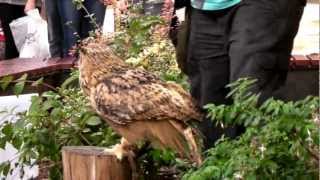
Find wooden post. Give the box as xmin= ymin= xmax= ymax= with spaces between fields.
xmin=62 ymin=146 xmax=132 ymax=180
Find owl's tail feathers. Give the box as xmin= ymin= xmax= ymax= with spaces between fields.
xmin=169 ymin=121 xmax=202 ymax=166
xmin=183 ymin=127 xmax=202 ymax=166
xmin=148 ymin=120 xmax=202 ymax=166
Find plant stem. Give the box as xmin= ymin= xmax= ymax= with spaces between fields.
xmin=63 ymin=120 xmax=93 ymax=146
xmin=37 ymin=160 xmax=62 ymax=170
xmin=79 ymin=4 xmax=100 ymax=31
xmin=0 ymin=80 xmax=57 ymax=92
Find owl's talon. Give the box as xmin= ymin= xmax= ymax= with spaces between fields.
xmin=103 ymin=141 xmax=138 ymax=180
xmin=103 ymin=144 xmax=125 ymax=160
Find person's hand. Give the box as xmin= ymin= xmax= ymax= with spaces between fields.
xmin=116 ymin=0 xmax=128 ymax=11
xmin=100 ymin=0 xmax=114 ymax=6
xmin=100 ymin=0 xmax=127 ymax=11
xmin=161 ymin=0 xmax=174 ymax=22
xmin=24 ymin=0 xmax=36 ymax=13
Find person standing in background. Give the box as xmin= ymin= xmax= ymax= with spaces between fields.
xmin=25 ymin=0 xmax=106 ymax=58
xmin=58 ymin=0 xmax=106 ymax=57
xmin=0 ymin=21 xmax=5 ymax=60
xmin=0 ymin=0 xmax=40 ymax=59
xmin=184 ymin=0 xmax=306 ymax=149
xmin=26 ymin=0 xmax=63 ymax=58
xmin=44 ymin=0 xmax=63 ymax=58
xmin=25 ymin=0 xmax=63 ymax=58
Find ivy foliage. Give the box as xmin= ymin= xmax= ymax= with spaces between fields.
xmin=183 ymin=78 xmax=320 ymax=180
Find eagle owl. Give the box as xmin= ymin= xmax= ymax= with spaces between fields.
xmin=79 ymin=36 xmax=202 ymax=166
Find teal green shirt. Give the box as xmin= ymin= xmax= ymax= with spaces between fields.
xmin=191 ymin=0 xmax=241 ymax=11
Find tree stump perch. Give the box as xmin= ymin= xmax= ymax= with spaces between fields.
xmin=62 ymin=146 xmax=132 ymax=180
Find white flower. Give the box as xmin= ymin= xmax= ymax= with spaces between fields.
xmin=234 ymin=172 xmax=243 ymax=179
xmin=259 ymin=144 xmax=266 ymax=152
xmin=220 ymin=122 xmax=224 ymax=129
xmin=306 ymin=129 xmax=313 ymax=144
xmin=307 ymin=129 xmax=311 ymax=136
xmin=125 ymin=57 xmax=141 ymax=65
xmin=259 ymin=144 xmax=266 ymax=158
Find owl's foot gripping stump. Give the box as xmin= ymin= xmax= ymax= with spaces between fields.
xmin=62 ymin=146 xmax=134 ymax=180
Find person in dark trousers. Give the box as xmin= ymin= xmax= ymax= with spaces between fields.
xmin=26 ymin=0 xmax=63 ymax=58
xmin=58 ymin=0 xmax=106 ymax=57
xmin=43 ymin=0 xmax=63 ymax=58
xmin=26 ymin=0 xmax=106 ymax=58
xmin=25 ymin=0 xmax=63 ymax=58
xmin=0 ymin=0 xmax=42 ymax=59
xmin=179 ymin=0 xmax=306 ymax=149
xmin=0 ymin=1 xmax=26 ymax=59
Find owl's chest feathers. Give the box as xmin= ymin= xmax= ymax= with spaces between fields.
xmin=79 ymin=65 xmax=118 ymax=93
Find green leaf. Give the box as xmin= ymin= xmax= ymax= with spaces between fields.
xmin=0 ymin=138 xmax=6 ymax=149
xmin=2 ymin=123 xmax=13 ymax=139
xmin=150 ymin=149 xmax=162 ymax=162
xmin=201 ymin=166 xmax=221 ymax=178
xmin=50 ymin=108 xmax=63 ymax=120
xmin=42 ymin=99 xmax=54 ymax=111
xmin=11 ymin=137 xmax=22 ymax=149
xmin=0 ymin=76 xmax=13 ymax=91
xmin=75 ymin=3 xmax=83 ymax=10
xmin=161 ymin=149 xmax=175 ymax=164
xmin=17 ymin=73 xmax=28 ymax=81
xmin=61 ymin=74 xmax=79 ymax=89
xmin=31 ymin=77 xmax=44 ymax=87
xmin=86 ymin=116 xmax=102 ymax=126
xmin=29 ymin=96 xmax=42 ymax=114
xmin=42 ymin=91 xmax=58 ymax=98
xmin=0 ymin=161 xmax=10 ymax=176
xmin=82 ymin=128 xmax=91 ymax=133
xmin=13 ymin=81 xmax=25 ymax=96
xmin=49 ymin=165 xmax=62 ymax=180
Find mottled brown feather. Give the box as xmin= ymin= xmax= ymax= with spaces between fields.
xmin=91 ymin=68 xmax=201 ymax=125
xmin=79 ymin=36 xmax=202 ymax=164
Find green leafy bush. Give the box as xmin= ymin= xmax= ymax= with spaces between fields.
xmin=0 ymin=73 xmax=119 ymax=179
xmin=112 ymin=14 xmax=165 ymax=59
xmin=109 ymin=5 xmax=188 ymax=88
xmin=2 ymin=2 xmax=317 ymax=179
xmin=183 ymin=78 xmax=319 ymax=180
xmin=0 ymin=7 xmax=186 ymax=179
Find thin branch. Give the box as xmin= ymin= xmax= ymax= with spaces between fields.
xmin=24 ymin=80 xmax=57 ymax=92
xmin=0 ymin=79 xmax=57 ymax=92
xmin=37 ymin=160 xmax=62 ymax=170
xmin=62 ymin=120 xmax=93 ymax=146
xmin=79 ymin=4 xmax=100 ymax=31
xmin=293 ymin=131 xmax=319 ymax=162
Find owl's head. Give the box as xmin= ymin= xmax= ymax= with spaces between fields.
xmin=78 ymin=34 xmax=124 ymax=69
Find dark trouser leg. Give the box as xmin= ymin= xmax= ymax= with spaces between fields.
xmin=229 ymin=0 xmax=305 ymax=103
xmin=81 ymin=0 xmax=105 ymax=38
xmin=187 ymin=7 xmax=241 ymax=149
xmin=58 ymin=0 xmax=105 ymax=56
xmin=58 ymin=0 xmax=81 ymax=57
xmin=0 ymin=4 xmax=24 ymax=59
xmin=44 ymin=0 xmax=63 ymax=58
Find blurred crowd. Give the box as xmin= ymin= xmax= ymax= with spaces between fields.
xmin=0 ymin=0 xmax=120 ymax=60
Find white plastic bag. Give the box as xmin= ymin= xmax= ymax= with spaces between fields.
xmin=102 ymin=7 xmax=115 ymax=35
xmin=9 ymin=9 xmax=50 ymax=59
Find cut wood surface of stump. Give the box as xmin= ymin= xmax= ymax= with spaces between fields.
xmin=62 ymin=146 xmax=132 ymax=180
